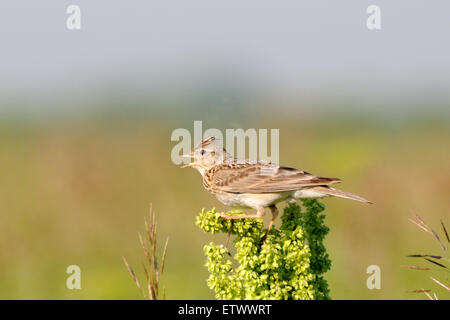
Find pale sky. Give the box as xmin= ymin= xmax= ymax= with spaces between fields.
xmin=0 ymin=1 xmax=449 ymax=112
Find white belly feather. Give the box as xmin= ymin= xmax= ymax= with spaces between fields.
xmin=214 ymin=188 xmax=328 ymax=209
xmin=215 ymin=192 xmax=291 ymax=209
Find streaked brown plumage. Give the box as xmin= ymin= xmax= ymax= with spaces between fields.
xmin=182 ymin=136 xmax=371 ymax=237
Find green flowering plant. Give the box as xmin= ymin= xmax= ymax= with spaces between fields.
xmin=196 ymin=199 xmax=331 ymax=300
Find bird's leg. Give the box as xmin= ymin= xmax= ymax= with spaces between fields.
xmin=262 ymin=205 xmax=279 ymax=243
xmin=219 ymin=206 xmax=265 ymax=220
xmin=220 ymin=208 xmax=264 ymax=250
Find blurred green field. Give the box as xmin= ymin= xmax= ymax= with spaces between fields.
xmin=0 ymin=113 xmax=449 ymax=299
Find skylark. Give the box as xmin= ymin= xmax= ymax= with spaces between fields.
xmin=182 ymin=136 xmax=371 ymax=235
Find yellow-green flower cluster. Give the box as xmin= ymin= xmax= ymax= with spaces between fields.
xmin=196 ymin=200 xmax=331 ymax=300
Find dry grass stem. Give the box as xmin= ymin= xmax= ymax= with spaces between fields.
xmin=405 ymin=213 xmax=449 ymax=299
xmin=123 ymin=204 xmax=169 ymax=299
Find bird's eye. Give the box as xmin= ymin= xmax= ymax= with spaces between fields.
xmin=200 ymin=149 xmax=206 ymax=156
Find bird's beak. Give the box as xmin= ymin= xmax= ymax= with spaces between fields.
xmin=181 ymin=152 xmax=195 ymax=168
xmin=182 ymin=152 xmax=194 ymax=159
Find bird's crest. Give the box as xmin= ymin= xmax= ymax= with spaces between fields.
xmin=196 ymin=136 xmax=219 ymax=149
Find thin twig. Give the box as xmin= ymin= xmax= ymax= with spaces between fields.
xmin=401 ymin=265 xmax=430 ymax=271
xmin=424 ymin=258 xmax=447 ymax=269
xmin=430 ymin=276 xmax=450 ymax=291
xmin=423 ymin=290 xmax=434 ymax=300
xmin=407 ymin=254 xmax=443 ymax=259
xmin=441 ymin=220 xmax=449 ymax=244
xmin=408 ymin=218 xmax=431 ymax=233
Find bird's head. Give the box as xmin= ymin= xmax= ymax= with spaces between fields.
xmin=181 ymin=136 xmax=231 ymax=175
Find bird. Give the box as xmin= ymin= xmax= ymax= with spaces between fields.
xmin=182 ymin=136 xmax=371 ymax=236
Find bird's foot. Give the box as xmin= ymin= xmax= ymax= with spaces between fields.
xmin=219 ymin=212 xmax=230 ymax=220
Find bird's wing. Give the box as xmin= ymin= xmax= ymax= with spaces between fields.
xmin=210 ymin=163 xmax=341 ymax=193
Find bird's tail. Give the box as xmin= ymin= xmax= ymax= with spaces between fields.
xmin=312 ymin=186 xmax=373 ymax=204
